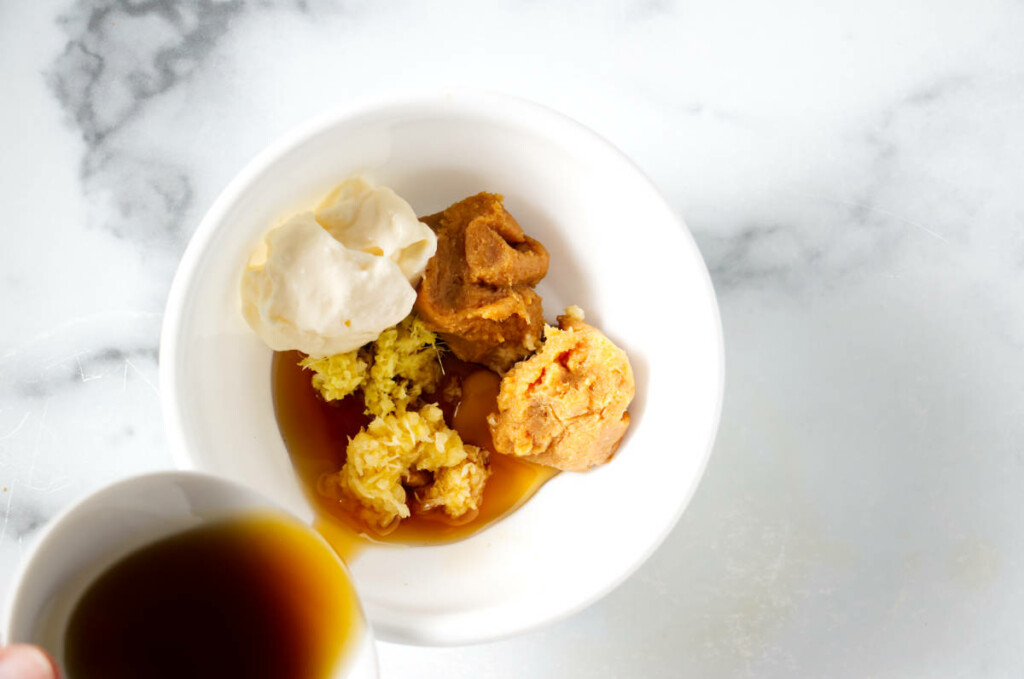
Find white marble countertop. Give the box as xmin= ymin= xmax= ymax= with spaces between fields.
xmin=3 ymin=1 xmax=1023 ymax=676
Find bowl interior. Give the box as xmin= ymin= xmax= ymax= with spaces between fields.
xmin=161 ymin=94 xmax=723 ymax=644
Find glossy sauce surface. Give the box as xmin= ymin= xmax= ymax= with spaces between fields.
xmin=63 ymin=514 xmax=360 ymax=679
xmin=273 ymin=350 xmax=557 ymax=550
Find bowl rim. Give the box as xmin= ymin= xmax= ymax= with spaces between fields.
xmin=158 ymin=89 xmax=725 ymax=644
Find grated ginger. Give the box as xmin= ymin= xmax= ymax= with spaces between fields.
xmin=299 ymin=350 xmax=368 ymax=402
xmin=320 ymin=403 xmax=489 ymax=531
xmin=300 ymin=315 xmax=442 ymax=416
xmin=362 ymin=315 xmax=442 ymax=417
xmin=413 ymin=447 xmax=490 ymax=518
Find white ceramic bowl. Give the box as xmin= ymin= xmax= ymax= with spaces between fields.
xmin=1 ymin=471 xmax=378 ymax=678
xmin=160 ymin=91 xmax=723 ymax=645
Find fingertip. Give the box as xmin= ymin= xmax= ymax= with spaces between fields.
xmin=0 ymin=644 xmax=59 ymax=679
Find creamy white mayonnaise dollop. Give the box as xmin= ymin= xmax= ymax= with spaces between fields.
xmin=314 ymin=178 xmax=436 ymax=285
xmin=241 ymin=179 xmax=436 ymax=356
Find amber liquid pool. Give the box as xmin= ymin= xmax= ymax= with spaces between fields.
xmin=272 ymin=350 xmax=557 ymax=553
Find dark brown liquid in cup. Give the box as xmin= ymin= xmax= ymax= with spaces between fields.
xmin=63 ymin=515 xmax=359 ymax=679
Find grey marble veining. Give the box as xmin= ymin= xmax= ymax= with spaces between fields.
xmin=50 ymin=0 xmax=241 ymax=248
xmin=3 ymin=0 xmax=1024 ymax=676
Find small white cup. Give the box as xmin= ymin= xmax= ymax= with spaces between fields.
xmin=0 ymin=471 xmax=378 ymax=678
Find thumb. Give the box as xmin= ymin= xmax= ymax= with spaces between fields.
xmin=0 ymin=645 xmax=58 ymax=679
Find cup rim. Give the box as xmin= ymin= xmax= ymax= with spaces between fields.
xmin=2 ymin=469 xmax=379 ymax=676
